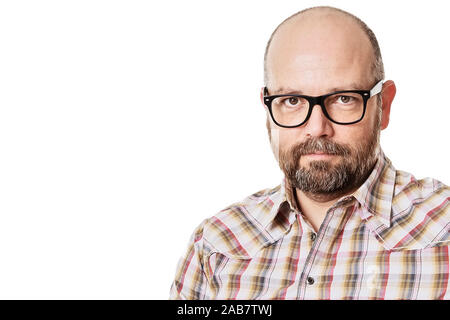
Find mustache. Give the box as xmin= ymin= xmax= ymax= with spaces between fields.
xmin=289 ymin=137 xmax=351 ymax=158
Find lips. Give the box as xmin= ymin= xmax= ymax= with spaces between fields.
xmin=289 ymin=137 xmax=352 ymax=159
xmin=303 ymin=152 xmax=337 ymax=159
xmin=305 ymin=152 xmax=335 ymax=156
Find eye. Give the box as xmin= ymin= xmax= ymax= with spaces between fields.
xmin=273 ymin=96 xmax=308 ymax=110
xmin=287 ymin=97 xmax=299 ymax=106
xmin=283 ymin=96 xmax=302 ymax=107
xmin=337 ymin=95 xmax=354 ymax=104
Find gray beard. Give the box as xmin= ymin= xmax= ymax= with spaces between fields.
xmin=291 ymin=155 xmax=376 ymax=196
xmin=280 ymin=135 xmax=379 ymax=198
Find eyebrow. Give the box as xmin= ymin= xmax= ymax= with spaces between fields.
xmin=269 ymin=82 xmax=367 ymax=95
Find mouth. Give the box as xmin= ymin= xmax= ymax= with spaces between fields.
xmin=303 ymin=152 xmax=337 ymax=160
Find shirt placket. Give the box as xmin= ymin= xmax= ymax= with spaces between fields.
xmin=296 ymin=207 xmax=342 ymax=299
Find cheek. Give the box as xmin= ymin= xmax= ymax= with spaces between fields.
xmin=268 ymin=126 xmax=301 ymax=161
xmin=363 ymin=100 xmax=381 ymax=129
xmin=277 ymin=128 xmax=303 ymax=150
xmin=336 ymin=119 xmax=376 ymax=148
xmin=334 ymin=99 xmax=380 ymax=145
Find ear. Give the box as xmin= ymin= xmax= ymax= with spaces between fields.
xmin=380 ymin=80 xmax=396 ymax=130
xmin=260 ymin=87 xmax=267 ymax=108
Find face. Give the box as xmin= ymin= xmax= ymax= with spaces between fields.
xmin=264 ymin=13 xmax=387 ymax=198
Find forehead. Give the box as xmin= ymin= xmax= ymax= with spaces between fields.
xmin=266 ymin=12 xmax=374 ymax=92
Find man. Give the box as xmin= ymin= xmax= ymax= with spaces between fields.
xmin=170 ymin=6 xmax=450 ymax=300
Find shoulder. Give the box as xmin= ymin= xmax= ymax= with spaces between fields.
xmin=211 ymin=184 xmax=281 ymax=229
xmin=388 ymin=170 xmax=450 ymax=249
xmin=193 ymin=185 xmax=282 ymax=258
xmin=393 ymin=170 xmax=449 ymax=211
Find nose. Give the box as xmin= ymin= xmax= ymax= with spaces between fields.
xmin=303 ymin=104 xmax=333 ymax=138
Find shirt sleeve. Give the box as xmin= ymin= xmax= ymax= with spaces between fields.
xmin=169 ymin=220 xmax=208 ymax=300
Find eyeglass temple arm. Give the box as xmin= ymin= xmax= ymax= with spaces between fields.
xmin=370 ymin=80 xmax=384 ymax=97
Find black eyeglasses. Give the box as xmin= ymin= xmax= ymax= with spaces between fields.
xmin=263 ymin=80 xmax=383 ymax=128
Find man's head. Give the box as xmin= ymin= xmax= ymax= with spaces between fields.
xmin=261 ymin=6 xmax=396 ymax=201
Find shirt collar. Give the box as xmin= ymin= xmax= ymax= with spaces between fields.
xmin=253 ymin=178 xmax=298 ymax=242
xmin=259 ymin=148 xmax=396 ymax=242
xmin=352 ymin=149 xmax=396 ymax=228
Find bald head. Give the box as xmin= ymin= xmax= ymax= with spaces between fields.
xmin=264 ymin=6 xmax=384 ymax=87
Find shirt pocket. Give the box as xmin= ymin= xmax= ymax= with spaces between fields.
xmin=363 ymin=245 xmax=449 ymax=300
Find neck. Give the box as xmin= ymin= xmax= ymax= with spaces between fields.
xmin=291 ymin=152 xmax=380 ymax=232
xmin=295 ymin=187 xmax=357 ymax=232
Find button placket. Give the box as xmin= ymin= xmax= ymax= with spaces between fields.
xmin=297 ymin=208 xmax=339 ymax=299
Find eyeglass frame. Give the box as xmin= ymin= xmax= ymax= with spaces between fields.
xmin=263 ymin=79 xmax=384 ymax=128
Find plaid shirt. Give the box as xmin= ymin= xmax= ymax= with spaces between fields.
xmin=170 ymin=150 xmax=450 ymax=299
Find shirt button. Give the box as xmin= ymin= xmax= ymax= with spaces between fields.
xmin=307 ymin=277 xmax=315 ymax=285
xmin=310 ymin=233 xmax=317 ymax=241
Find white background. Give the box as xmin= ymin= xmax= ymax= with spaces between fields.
xmin=0 ymin=0 xmax=448 ymax=299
